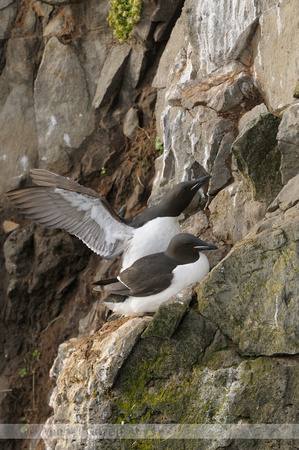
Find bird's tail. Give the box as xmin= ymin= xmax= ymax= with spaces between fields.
xmin=93 ymin=277 xmax=118 ymax=292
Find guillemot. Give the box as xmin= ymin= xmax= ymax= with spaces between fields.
xmin=6 ymin=169 xmax=211 ymax=270
xmin=94 ymin=233 xmax=217 ymax=316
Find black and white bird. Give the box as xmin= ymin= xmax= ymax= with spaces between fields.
xmin=6 ymin=169 xmax=211 ymax=270
xmin=94 ymin=233 xmax=217 ymax=316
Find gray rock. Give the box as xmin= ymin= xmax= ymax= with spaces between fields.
xmin=124 ymin=44 xmax=147 ymax=89
xmin=45 ymin=302 xmax=298 ymax=448
xmin=210 ymin=179 xmax=267 ymax=243
xmin=81 ymin=0 xmax=110 ymax=30
xmin=232 ymin=112 xmax=283 ymax=204
xmin=3 ymin=225 xmax=89 ymax=325
xmin=43 ymin=317 xmax=151 ymax=435
xmin=268 ymin=173 xmax=299 ymax=213
xmin=0 ymin=0 xmax=15 ymax=9
xmin=208 ymin=74 xmax=259 ymax=113
xmin=43 ymin=9 xmax=66 ymax=37
xmin=277 ymin=103 xmax=299 ymax=184
xmin=142 ymin=286 xmax=196 ymax=339
xmin=152 ymin=0 xmax=184 ymax=42
xmin=39 ymin=0 xmax=78 ymax=5
xmin=123 ymin=107 xmax=139 ymax=140
xmin=253 ymin=0 xmax=299 ymax=109
xmin=152 ymin=15 xmax=186 ymax=90
xmin=32 ymin=1 xmax=53 ymax=28
xmin=0 ymin=84 xmax=38 ymax=195
xmin=2 ymin=36 xmax=39 ymax=86
xmin=185 ymin=0 xmax=261 ymax=75
xmin=150 ymin=104 xmax=235 ymax=199
xmin=10 ymin=4 xmax=37 ymax=36
xmin=198 ymin=204 xmax=299 ymax=355
xmin=209 ymin=131 xmax=235 ymax=195
xmin=34 ymin=37 xmax=94 ymax=173
xmin=92 ymin=44 xmax=132 ymax=109
xmin=151 ymin=0 xmax=184 ymax=23
xmin=81 ymin=30 xmax=114 ymax=99
xmin=0 ymin=1 xmax=17 ymax=39
xmin=238 ymin=103 xmax=268 ymax=133
xmin=129 ymin=0 xmax=156 ymax=44
xmin=169 ymin=106 xmax=233 ymax=175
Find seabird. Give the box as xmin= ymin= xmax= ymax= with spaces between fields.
xmin=6 ymin=169 xmax=211 ymax=270
xmin=94 ymin=233 xmax=217 ymax=316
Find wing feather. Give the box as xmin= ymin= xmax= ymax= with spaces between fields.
xmin=98 ymin=254 xmax=176 ymax=297
xmin=6 ymin=170 xmax=133 ymax=259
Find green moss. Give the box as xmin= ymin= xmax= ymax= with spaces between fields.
xmin=142 ymin=300 xmax=189 ymax=339
xmin=232 ymin=112 xmax=282 ymax=204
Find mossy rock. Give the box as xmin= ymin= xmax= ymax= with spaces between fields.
xmin=232 ymin=113 xmax=282 ymax=204
xmin=197 ymin=221 xmax=299 ymax=356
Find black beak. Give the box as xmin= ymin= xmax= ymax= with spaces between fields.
xmin=191 ymin=175 xmax=211 ymax=190
xmin=195 ymin=242 xmax=218 ymax=251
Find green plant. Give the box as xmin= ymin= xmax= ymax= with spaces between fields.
xmin=19 ymin=368 xmax=27 ymax=378
xmin=101 ymin=167 xmax=106 ymax=175
xmin=107 ymin=0 xmax=142 ymax=44
xmin=18 ymin=349 xmax=42 ymax=410
xmin=32 ymin=349 xmax=40 ymax=360
xmin=20 ymin=425 xmax=28 ymax=434
xmin=155 ymin=136 xmax=164 ymax=156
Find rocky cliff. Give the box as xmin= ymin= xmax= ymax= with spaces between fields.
xmin=1 ymin=0 xmax=298 ymax=449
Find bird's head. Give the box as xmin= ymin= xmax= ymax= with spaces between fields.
xmin=166 ymin=233 xmax=217 ymax=263
xmin=159 ymin=175 xmax=211 ymax=217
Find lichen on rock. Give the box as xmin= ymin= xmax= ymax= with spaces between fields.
xmin=232 ymin=112 xmax=282 ymax=205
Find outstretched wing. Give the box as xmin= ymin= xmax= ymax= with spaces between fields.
xmin=6 ymin=169 xmax=133 ymax=259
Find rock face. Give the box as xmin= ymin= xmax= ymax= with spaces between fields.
xmin=232 ymin=112 xmax=282 ymax=204
xmin=1 ymin=0 xmax=298 ymax=448
xmin=198 ymin=203 xmax=299 ymax=356
xmin=34 ymin=37 xmax=94 ymax=173
xmin=277 ymin=103 xmax=299 ymax=184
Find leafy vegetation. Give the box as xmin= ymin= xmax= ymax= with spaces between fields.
xmin=107 ymin=0 xmax=142 ymax=44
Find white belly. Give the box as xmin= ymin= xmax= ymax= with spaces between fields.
xmin=121 ymin=216 xmax=181 ymax=270
xmin=107 ymin=253 xmax=210 ymax=316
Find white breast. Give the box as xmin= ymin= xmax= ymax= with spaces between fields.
xmin=121 ymin=216 xmax=181 ymax=271
xmin=106 ymin=253 xmax=210 ymax=316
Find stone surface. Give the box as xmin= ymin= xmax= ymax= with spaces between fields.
xmin=3 ymin=226 xmax=89 ymax=325
xmin=2 ymin=220 xmax=20 ymax=234
xmin=34 ymin=37 xmax=94 ymax=173
xmin=277 ymin=103 xmax=299 ymax=184
xmin=209 ymin=179 xmax=267 ymax=244
xmin=46 ymin=298 xmax=298 ymax=448
xmin=232 ymin=112 xmax=282 ymax=204
xmin=81 ymin=30 xmax=114 ymax=99
xmin=238 ymin=103 xmax=268 ymax=133
xmin=253 ymin=0 xmax=299 ymax=109
xmin=151 ymin=105 xmax=234 ymax=196
xmin=198 ymin=203 xmax=299 ymax=356
xmin=92 ymin=44 xmax=132 ymax=109
xmin=40 ymin=0 xmax=77 ymax=4
xmin=152 ymin=15 xmax=186 ymax=91
xmin=43 ymin=317 xmax=151 ymax=446
xmin=268 ymin=174 xmax=299 ymax=214
xmin=0 ymin=84 xmax=38 ymax=194
xmin=209 ymin=131 xmax=235 ymax=195
xmin=186 ymin=0 xmax=261 ymax=75
xmin=123 ymin=107 xmax=139 ymax=140
xmin=208 ymin=74 xmax=259 ymax=113
xmin=0 ymin=1 xmax=18 ymax=39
